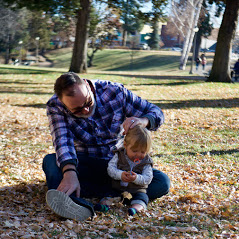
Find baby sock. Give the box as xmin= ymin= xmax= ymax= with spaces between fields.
xmin=128 ymin=208 xmax=137 ymax=216
xmin=94 ymin=204 xmax=110 ymax=212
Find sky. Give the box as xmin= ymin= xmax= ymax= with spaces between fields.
xmin=142 ymin=1 xmax=239 ymax=31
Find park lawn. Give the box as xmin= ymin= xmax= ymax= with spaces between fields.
xmin=45 ymin=47 xmax=215 ymax=75
xmin=0 ymin=65 xmax=238 ymax=238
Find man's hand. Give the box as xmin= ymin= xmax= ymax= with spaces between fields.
xmin=57 ymin=165 xmax=81 ymax=197
xmin=121 ymin=171 xmax=137 ymax=182
xmin=122 ymin=117 xmax=149 ymax=135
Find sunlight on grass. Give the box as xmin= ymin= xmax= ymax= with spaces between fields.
xmin=0 ymin=66 xmax=238 ymax=238
xmin=44 ymin=48 xmax=197 ymax=74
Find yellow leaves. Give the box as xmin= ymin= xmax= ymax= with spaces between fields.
xmin=64 ymin=219 xmax=74 ymax=229
xmin=2 ymin=168 xmax=9 ymax=174
xmin=226 ymin=180 xmax=236 ymax=185
xmin=101 ymin=196 xmax=121 ymax=206
xmin=170 ymin=188 xmax=177 ymax=194
xmin=178 ymin=194 xmax=201 ymax=204
xmin=226 ymin=224 xmax=239 ymax=231
xmin=0 ymin=104 xmax=49 ymax=187
xmin=122 ymin=191 xmax=132 ymax=200
xmin=221 ymin=210 xmax=232 ymax=218
xmin=162 ymin=142 xmax=168 ymax=147
xmin=164 ymin=214 xmax=178 ymax=221
xmin=0 ymin=74 xmax=239 ymax=238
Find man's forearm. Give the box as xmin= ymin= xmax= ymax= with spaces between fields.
xmin=62 ymin=164 xmax=77 ymax=174
xmin=140 ymin=117 xmax=150 ymax=128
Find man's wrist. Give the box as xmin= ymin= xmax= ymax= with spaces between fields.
xmin=63 ymin=168 xmax=78 ymax=175
xmin=142 ymin=115 xmax=155 ymax=129
xmin=60 ymin=159 xmax=77 ymax=170
xmin=141 ymin=117 xmax=150 ymax=128
xmin=62 ymin=164 xmax=77 ymax=174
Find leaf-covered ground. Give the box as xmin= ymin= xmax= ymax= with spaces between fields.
xmin=0 ymin=67 xmax=239 ymax=238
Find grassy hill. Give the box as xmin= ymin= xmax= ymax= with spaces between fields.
xmin=45 ymin=47 xmax=214 ymax=75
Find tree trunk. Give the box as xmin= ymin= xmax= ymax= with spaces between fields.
xmin=69 ymin=0 xmax=91 ymax=73
xmin=122 ymin=29 xmax=127 ymax=46
xmin=207 ymin=0 xmax=239 ymax=83
xmin=179 ymin=0 xmax=203 ymax=70
xmin=151 ymin=21 xmax=159 ymax=50
xmin=5 ymin=33 xmax=10 ymax=64
xmin=195 ymin=32 xmax=201 ymax=60
xmin=179 ymin=5 xmax=195 ymax=70
xmin=87 ymin=47 xmax=98 ymax=67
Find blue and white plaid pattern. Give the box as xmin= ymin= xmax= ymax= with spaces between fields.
xmin=46 ymin=80 xmax=164 ymax=167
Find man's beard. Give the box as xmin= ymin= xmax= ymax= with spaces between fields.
xmin=75 ymin=101 xmax=96 ymax=119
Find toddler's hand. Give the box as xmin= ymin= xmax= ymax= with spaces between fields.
xmin=121 ymin=171 xmax=129 ymax=182
xmin=121 ymin=171 xmax=136 ymax=182
xmin=128 ymin=171 xmax=137 ymax=182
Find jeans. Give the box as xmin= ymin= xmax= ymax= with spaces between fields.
xmin=42 ymin=153 xmax=170 ymax=200
xmin=131 ymin=192 xmax=149 ymax=209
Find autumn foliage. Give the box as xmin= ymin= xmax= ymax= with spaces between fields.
xmin=0 ymin=67 xmax=238 ymax=238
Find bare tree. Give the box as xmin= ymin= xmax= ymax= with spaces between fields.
xmin=0 ymin=2 xmax=26 ymax=64
xmin=207 ymin=0 xmax=239 ymax=83
xmin=171 ymin=0 xmax=203 ymax=70
xmin=88 ymin=5 xmax=119 ymax=67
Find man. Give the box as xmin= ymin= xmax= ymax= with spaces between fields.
xmin=43 ymin=72 xmax=170 ymax=221
xmin=233 ymin=59 xmax=239 ymax=81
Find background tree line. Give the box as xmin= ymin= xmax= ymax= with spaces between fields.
xmin=1 ymin=0 xmax=168 ymax=72
xmin=1 ymin=0 xmax=239 ymax=83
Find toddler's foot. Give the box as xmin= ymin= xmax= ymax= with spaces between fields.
xmin=128 ymin=208 xmax=137 ymax=216
xmin=94 ymin=204 xmax=110 ymax=212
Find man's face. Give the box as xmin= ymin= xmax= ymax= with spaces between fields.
xmin=61 ymin=83 xmax=96 ymax=118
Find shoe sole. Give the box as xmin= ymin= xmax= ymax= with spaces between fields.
xmin=46 ymin=189 xmax=92 ymax=221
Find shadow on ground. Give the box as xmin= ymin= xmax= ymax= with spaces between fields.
xmin=153 ymin=148 xmax=239 ymax=158
xmin=14 ymin=103 xmax=47 ymax=109
xmin=0 ymin=67 xmax=62 ymax=75
xmin=10 ymin=98 xmax=239 ymax=110
xmin=0 ymin=182 xmax=49 ymax=217
xmin=154 ymin=98 xmax=239 ymax=109
xmin=98 ymin=72 xmax=206 ymax=81
xmin=0 ymin=89 xmax=52 ymax=95
xmin=0 ymin=80 xmax=53 ymax=85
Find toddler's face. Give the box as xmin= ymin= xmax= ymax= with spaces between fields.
xmin=125 ymin=143 xmax=147 ymax=161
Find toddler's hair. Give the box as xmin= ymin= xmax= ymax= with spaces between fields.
xmin=124 ymin=125 xmax=152 ymax=153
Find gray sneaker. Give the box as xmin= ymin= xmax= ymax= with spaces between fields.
xmin=46 ymin=189 xmax=93 ymax=221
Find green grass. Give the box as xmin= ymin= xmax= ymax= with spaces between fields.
xmin=44 ymin=47 xmax=207 ymax=75
xmin=44 ymin=47 xmax=215 ymax=75
xmin=89 ymin=49 xmax=181 ymax=72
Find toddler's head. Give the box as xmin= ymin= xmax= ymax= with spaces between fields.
xmin=124 ymin=125 xmax=152 ymax=161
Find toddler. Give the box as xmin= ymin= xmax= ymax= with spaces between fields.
xmin=95 ymin=125 xmax=153 ymax=216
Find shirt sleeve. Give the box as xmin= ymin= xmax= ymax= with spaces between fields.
xmin=107 ymin=154 xmax=123 ymax=180
xmin=133 ymin=164 xmax=153 ymax=186
xmin=46 ymin=104 xmax=78 ymax=169
xmin=121 ymin=85 xmax=164 ymax=131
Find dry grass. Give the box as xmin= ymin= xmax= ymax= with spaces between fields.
xmin=0 ymin=66 xmax=239 ymax=238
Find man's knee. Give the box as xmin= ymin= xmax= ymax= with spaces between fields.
xmin=147 ymin=170 xmax=170 ymax=200
xmin=42 ymin=153 xmax=62 ymax=190
xmin=42 ymin=153 xmax=56 ymax=171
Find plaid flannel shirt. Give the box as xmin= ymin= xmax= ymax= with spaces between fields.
xmin=46 ymin=79 xmax=164 ymax=168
